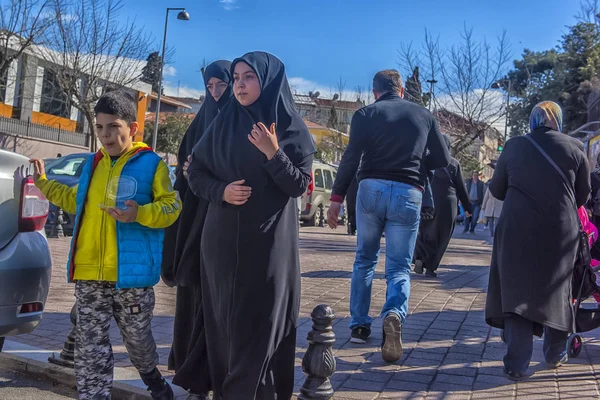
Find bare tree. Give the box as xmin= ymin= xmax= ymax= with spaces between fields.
xmin=355 ymin=85 xmax=365 ymax=103
xmin=39 ymin=0 xmax=152 ymax=151
xmin=335 ymin=76 xmax=346 ymax=101
xmin=398 ymin=26 xmax=511 ymax=155
xmin=0 ymin=0 xmax=55 ymax=90
xmin=199 ymin=57 xmax=210 ymax=78
xmin=577 ymin=0 xmax=600 ymax=24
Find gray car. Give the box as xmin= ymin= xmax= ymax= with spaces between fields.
xmin=0 ymin=149 xmax=52 ymax=350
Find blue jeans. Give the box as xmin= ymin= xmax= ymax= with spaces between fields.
xmin=349 ymin=179 xmax=422 ymax=329
xmin=464 ymin=204 xmax=481 ymax=232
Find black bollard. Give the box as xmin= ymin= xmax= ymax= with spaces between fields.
xmin=299 ymin=305 xmax=336 ymax=400
xmin=48 ymin=208 xmax=65 ymax=238
xmin=48 ymin=302 xmax=76 ymax=368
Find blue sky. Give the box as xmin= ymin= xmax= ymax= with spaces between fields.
xmin=120 ymin=0 xmax=583 ymax=98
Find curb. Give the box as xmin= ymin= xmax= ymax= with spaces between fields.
xmin=0 ymin=352 xmax=152 ymax=399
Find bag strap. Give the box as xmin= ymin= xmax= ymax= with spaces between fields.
xmin=523 ymin=134 xmax=577 ymax=209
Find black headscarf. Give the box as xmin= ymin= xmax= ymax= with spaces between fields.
xmin=191 ymin=51 xmax=315 ymax=185
xmin=176 ymin=60 xmax=233 ymax=174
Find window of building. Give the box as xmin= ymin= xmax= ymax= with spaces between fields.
xmin=314 ymin=169 xmax=324 ymax=188
xmin=40 ymin=69 xmax=71 ymax=119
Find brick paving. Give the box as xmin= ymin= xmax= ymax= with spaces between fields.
xmin=9 ymin=226 xmax=600 ymax=399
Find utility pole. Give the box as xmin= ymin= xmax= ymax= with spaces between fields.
xmin=426 ymin=79 xmax=438 ymax=111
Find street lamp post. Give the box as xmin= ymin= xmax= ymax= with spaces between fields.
xmin=426 ymin=79 xmax=437 ymax=111
xmin=151 ymin=7 xmax=190 ymax=150
xmin=491 ymin=79 xmax=511 ymax=148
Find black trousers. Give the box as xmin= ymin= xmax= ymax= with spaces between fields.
xmin=503 ymin=313 xmax=568 ymax=374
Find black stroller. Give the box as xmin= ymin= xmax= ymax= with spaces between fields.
xmin=567 ymin=241 xmax=600 ymax=358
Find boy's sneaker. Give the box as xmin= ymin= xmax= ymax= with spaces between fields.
xmin=381 ymin=313 xmax=403 ymax=363
xmin=350 ymin=326 xmax=371 ymax=344
xmin=140 ymin=368 xmax=174 ymax=400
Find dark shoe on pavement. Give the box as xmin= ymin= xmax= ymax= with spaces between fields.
xmin=414 ymin=260 xmax=424 ymax=274
xmin=470 ymin=230 xmax=475 ymax=235
xmin=425 ymin=269 xmax=437 ymax=278
xmin=381 ymin=313 xmax=403 ymax=363
xmin=140 ymin=368 xmax=174 ymax=400
xmin=545 ymin=354 xmax=568 ymax=369
xmin=350 ymin=326 xmax=371 ymax=344
xmin=503 ymin=366 xmax=528 ymax=382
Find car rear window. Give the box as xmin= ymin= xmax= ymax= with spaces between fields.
xmin=324 ymin=170 xmax=333 ymax=190
xmin=47 ymin=157 xmax=86 ymax=176
xmin=314 ymin=169 xmax=324 ymax=188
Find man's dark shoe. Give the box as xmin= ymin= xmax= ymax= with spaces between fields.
xmin=414 ymin=260 xmax=424 ymax=274
xmin=140 ymin=368 xmax=174 ymax=400
xmin=503 ymin=366 xmax=528 ymax=382
xmin=425 ymin=269 xmax=437 ymax=278
xmin=350 ymin=326 xmax=371 ymax=344
xmin=381 ymin=313 xmax=403 ymax=363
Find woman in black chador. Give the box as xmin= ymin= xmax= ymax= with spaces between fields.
xmin=414 ymin=135 xmax=472 ymax=277
xmin=187 ymin=52 xmax=316 ymax=399
xmin=160 ymin=61 xmax=232 ymax=397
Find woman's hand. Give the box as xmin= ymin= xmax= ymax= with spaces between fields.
xmin=183 ymin=155 xmax=191 ymax=179
xmin=223 ymin=179 xmax=252 ymax=205
xmin=249 ymin=122 xmax=279 ymax=160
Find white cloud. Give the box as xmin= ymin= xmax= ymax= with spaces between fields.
xmin=435 ymin=89 xmax=507 ymax=133
xmin=163 ymin=81 xmax=205 ymax=99
xmin=289 ymin=77 xmax=367 ymax=102
xmin=219 ymin=0 xmax=238 ymax=11
xmin=163 ymin=65 xmax=177 ymax=78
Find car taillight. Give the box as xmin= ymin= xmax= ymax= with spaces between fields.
xmin=307 ymin=171 xmax=314 ymax=196
xmin=19 ymin=176 xmax=49 ymax=232
xmin=19 ymin=302 xmax=43 ymax=314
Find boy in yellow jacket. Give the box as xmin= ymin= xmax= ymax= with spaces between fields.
xmin=31 ymin=91 xmax=181 ymax=400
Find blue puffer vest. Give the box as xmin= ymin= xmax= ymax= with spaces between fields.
xmin=66 ymin=149 xmax=164 ymax=289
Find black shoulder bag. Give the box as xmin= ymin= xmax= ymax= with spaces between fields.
xmin=523 ymin=135 xmax=591 ymax=268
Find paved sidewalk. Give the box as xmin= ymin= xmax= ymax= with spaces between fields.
xmin=7 ymin=226 xmax=600 ymax=399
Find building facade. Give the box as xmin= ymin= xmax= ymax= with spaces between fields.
xmin=0 ymin=45 xmax=151 ymax=158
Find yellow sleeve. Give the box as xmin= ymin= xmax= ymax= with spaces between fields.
xmin=35 ymin=175 xmax=78 ymax=215
xmin=135 ymin=162 xmax=182 ymax=229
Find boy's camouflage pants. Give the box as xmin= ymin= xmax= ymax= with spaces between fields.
xmin=74 ymin=281 xmax=160 ymax=400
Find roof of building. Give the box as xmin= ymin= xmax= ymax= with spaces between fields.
xmin=314 ymin=98 xmax=364 ymax=110
xmin=149 ymin=93 xmax=193 ymax=109
xmin=294 ymin=94 xmax=317 ymax=106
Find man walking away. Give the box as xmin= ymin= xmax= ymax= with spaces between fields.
xmin=463 ymin=171 xmax=485 ymax=234
xmin=327 ymin=70 xmax=450 ymax=363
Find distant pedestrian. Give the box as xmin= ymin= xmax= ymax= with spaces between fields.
xmin=31 ymin=91 xmax=181 ymax=399
xmin=482 ymin=186 xmax=503 ymax=237
xmin=463 ymin=171 xmax=485 ymax=234
xmin=414 ymin=135 xmax=472 ymax=277
xmin=485 ymin=101 xmax=590 ymax=380
xmin=327 ymin=69 xmax=450 ymax=362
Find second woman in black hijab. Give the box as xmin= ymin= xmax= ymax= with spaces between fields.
xmin=414 ymin=135 xmax=472 ymax=277
xmin=187 ymin=51 xmax=315 ymax=399
xmin=160 ymin=61 xmax=232 ymax=397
